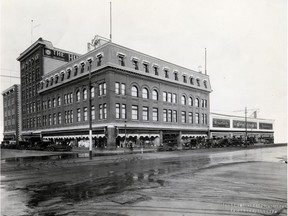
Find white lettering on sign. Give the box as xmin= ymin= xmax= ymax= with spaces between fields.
xmin=53 ymin=50 xmax=65 ymax=58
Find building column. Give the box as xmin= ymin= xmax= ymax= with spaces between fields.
xmin=159 ymin=130 xmax=163 ymax=145
xmin=178 ymin=131 xmax=182 ymax=148
xmin=107 ymin=126 xmax=116 ymax=149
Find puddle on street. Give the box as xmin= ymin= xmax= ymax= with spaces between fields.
xmin=23 ymin=158 xmax=188 ymax=209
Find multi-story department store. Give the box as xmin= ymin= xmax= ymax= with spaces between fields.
xmin=36 ymin=39 xmax=211 ymax=148
xmin=2 ymin=37 xmax=274 ymax=147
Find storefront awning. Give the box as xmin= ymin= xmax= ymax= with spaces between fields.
xmin=43 ymin=134 xmax=105 ymax=139
xmin=182 ymin=134 xmax=207 ymax=137
xmin=118 ymin=133 xmax=159 ymax=138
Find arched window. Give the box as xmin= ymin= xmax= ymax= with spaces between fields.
xmin=83 ymin=89 xmax=87 ymax=100
xmin=50 ymin=77 xmax=54 ymax=86
xmin=181 ymin=95 xmax=186 ymax=105
xmin=190 ymin=77 xmax=194 ymax=85
xmin=90 ymin=87 xmax=95 ymax=98
xmin=52 ymin=98 xmax=56 ymax=107
xmin=152 ymin=90 xmax=158 ymax=100
xmin=188 ymin=97 xmax=193 ymax=106
xmin=131 ymin=86 xmax=138 ymax=97
xmin=142 ymin=88 xmax=149 ymax=99
xmin=57 ymin=96 xmax=61 ymax=106
xmin=203 ymin=80 xmax=207 ymax=88
xmin=195 ymin=98 xmax=200 ymax=107
xmin=174 ymin=72 xmax=178 ymax=81
xmin=48 ymin=99 xmax=51 ymax=108
xmin=76 ymin=90 xmax=80 ymax=102
xmin=196 ymin=78 xmax=200 ymax=86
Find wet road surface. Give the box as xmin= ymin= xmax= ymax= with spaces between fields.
xmin=1 ymin=145 xmax=287 ymax=216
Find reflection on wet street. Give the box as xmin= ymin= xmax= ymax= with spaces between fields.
xmin=1 ymin=146 xmax=287 ymax=216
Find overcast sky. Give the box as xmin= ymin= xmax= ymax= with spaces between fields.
xmin=0 ymin=0 xmax=287 ymax=142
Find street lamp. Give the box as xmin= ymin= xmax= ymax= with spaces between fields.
xmin=87 ymin=57 xmax=93 ymax=159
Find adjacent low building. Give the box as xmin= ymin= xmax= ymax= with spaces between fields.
xmin=209 ymin=112 xmax=274 ymax=142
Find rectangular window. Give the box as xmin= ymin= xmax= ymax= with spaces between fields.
xmin=168 ymin=110 xmax=172 ymax=122
xmin=49 ymin=114 xmax=52 ymax=125
xmin=154 ymin=66 xmax=159 ymax=75
xmin=99 ymin=84 xmax=103 ymax=96
xmin=173 ymin=110 xmax=177 ymax=122
xmin=97 ymin=55 xmax=102 ymax=66
xmin=103 ymin=103 xmax=107 ymax=119
xmin=163 ymin=109 xmax=167 ymax=122
xmin=132 ymin=105 xmax=138 ymax=120
xmin=122 ymin=104 xmax=126 ymax=119
xmin=143 ymin=63 xmax=149 ymax=73
xmin=202 ymin=113 xmax=205 ymax=124
xmin=84 ymin=107 xmax=88 ymax=121
xmin=153 ymin=108 xmax=158 ymax=121
xmin=91 ymin=106 xmax=95 ymax=120
xmin=189 ymin=112 xmax=193 ymax=124
xmin=103 ymin=83 xmax=107 ymax=95
xmin=132 ymin=60 xmax=139 ymax=70
xmin=99 ymin=104 xmax=103 ymax=120
xmin=70 ymin=110 xmax=73 ymax=123
xmin=143 ymin=106 xmax=149 ymax=121
xmin=167 ymin=93 xmax=172 ymax=103
xmin=116 ymin=103 xmax=120 ymax=119
xmin=121 ymin=83 xmax=126 ymax=95
xmin=53 ymin=113 xmax=56 ymax=125
xmin=118 ymin=56 xmax=125 ymax=66
xmin=181 ymin=111 xmax=186 ymax=123
xmin=58 ymin=112 xmax=61 ymax=124
xmin=205 ymin=114 xmax=208 ymax=124
xmin=77 ymin=108 xmax=81 ymax=122
xmin=115 ymin=82 xmax=120 ymax=95
xmin=172 ymin=93 xmax=177 ymax=103
xmin=195 ymin=113 xmax=199 ymax=124
xmin=164 ymin=69 xmax=169 ymax=78
xmin=163 ymin=91 xmax=167 ymax=102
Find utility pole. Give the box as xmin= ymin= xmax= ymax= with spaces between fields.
xmin=87 ymin=59 xmax=93 ymax=159
xmin=110 ymin=2 xmax=112 ymax=42
xmin=205 ymin=48 xmax=207 ymax=75
xmin=245 ymin=107 xmax=247 ymax=147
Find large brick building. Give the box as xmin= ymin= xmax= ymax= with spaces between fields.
xmin=16 ymin=38 xmax=80 ymax=140
xmin=37 ymin=40 xmax=212 ymax=148
xmin=2 ymin=84 xmax=21 ymax=142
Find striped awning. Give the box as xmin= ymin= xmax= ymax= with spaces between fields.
xmin=181 ymin=134 xmax=207 ymax=137
xmin=118 ymin=133 xmax=159 ymax=138
xmin=43 ymin=134 xmax=105 ymax=139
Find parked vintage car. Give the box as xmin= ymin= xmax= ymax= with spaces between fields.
xmin=29 ymin=140 xmax=72 ymax=152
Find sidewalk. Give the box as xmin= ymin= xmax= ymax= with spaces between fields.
xmin=72 ymin=147 xmax=157 ymax=156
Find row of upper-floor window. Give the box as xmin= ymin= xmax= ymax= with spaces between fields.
xmin=23 ymin=103 xmax=107 ymax=128
xmin=40 ymin=54 xmax=103 ymax=89
xmin=21 ymin=68 xmax=41 ymax=85
xmin=3 ymin=98 xmax=16 ymax=107
xmin=22 ymin=83 xmax=207 ymax=115
xmin=4 ymin=109 xmax=15 ymax=116
xmin=117 ymin=54 xmax=208 ymax=88
xmin=4 ymin=119 xmax=16 ymax=127
xmin=129 ymin=84 xmax=208 ymax=108
xmin=21 ymin=54 xmax=40 ymax=70
xmin=22 ymin=85 xmax=40 ymax=100
xmin=22 ymin=103 xmax=208 ymax=129
xmin=40 ymin=52 xmax=208 ymax=90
